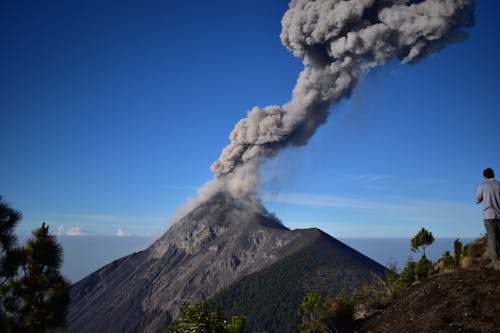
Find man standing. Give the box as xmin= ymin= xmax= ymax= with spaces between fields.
xmin=476 ymin=168 xmax=500 ymax=269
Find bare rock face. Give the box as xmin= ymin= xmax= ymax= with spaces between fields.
xmin=66 ymin=192 xmax=299 ymax=333
xmin=142 ymin=194 xmax=299 ymax=321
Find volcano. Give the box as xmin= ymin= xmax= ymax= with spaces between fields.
xmin=66 ymin=192 xmax=386 ymax=332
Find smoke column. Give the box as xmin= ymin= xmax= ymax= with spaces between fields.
xmin=177 ymin=0 xmax=475 ymax=218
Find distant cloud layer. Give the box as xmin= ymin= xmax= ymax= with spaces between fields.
xmin=51 ymin=214 xmax=166 ymax=236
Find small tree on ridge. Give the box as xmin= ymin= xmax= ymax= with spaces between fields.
xmin=411 ymin=228 xmax=435 ymax=257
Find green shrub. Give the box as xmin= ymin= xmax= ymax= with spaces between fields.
xmin=225 ymin=316 xmax=249 ymax=333
xmin=298 ymin=290 xmax=355 ymax=333
xmin=453 ymin=238 xmax=463 ymax=266
xmin=165 ymin=301 xmax=226 ymax=333
xmin=415 ymin=255 xmax=432 ymax=281
xmin=397 ymin=258 xmax=416 ymax=287
xmin=442 ymin=251 xmax=457 ymax=269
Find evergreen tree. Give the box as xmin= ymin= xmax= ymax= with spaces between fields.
xmin=298 ymin=292 xmax=324 ymax=333
xmin=411 ymin=228 xmax=435 ymax=256
xmin=0 ymin=196 xmax=24 ymax=284
xmin=410 ymin=228 xmax=435 ymax=281
xmin=453 ymin=238 xmax=463 ymax=266
xmin=225 ymin=316 xmax=249 ymax=333
xmin=165 ymin=301 xmax=226 ymax=333
xmin=165 ymin=300 xmax=251 ymax=333
xmin=298 ymin=290 xmax=355 ymax=333
xmin=0 ymin=196 xmax=69 ymax=332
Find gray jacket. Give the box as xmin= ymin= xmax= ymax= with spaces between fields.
xmin=476 ymin=178 xmax=500 ymax=219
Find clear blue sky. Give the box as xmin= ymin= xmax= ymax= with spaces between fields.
xmin=2 ymin=0 xmax=499 ymax=239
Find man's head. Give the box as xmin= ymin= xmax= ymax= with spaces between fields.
xmin=483 ymin=168 xmax=495 ymax=179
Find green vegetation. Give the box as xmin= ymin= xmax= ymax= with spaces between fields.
xmin=298 ymin=290 xmax=355 ymax=333
xmin=453 ymin=238 xmax=463 ymax=266
xmin=298 ymin=292 xmax=324 ymax=332
xmin=354 ymin=265 xmax=404 ymax=317
xmin=225 ymin=316 xmax=250 ymax=333
xmin=0 ymin=196 xmax=69 ymax=332
xmin=354 ymin=231 xmax=475 ymax=324
xmin=409 ymin=228 xmax=435 ymax=281
xmin=397 ymin=258 xmax=416 ymax=287
xmin=441 ymin=251 xmax=453 ymax=269
xmin=438 ymin=238 xmax=465 ymax=270
xmin=164 ymin=300 xmax=249 ymax=333
xmin=415 ymin=255 xmax=432 ymax=281
xmin=411 ymin=227 xmax=435 ymax=256
xmin=210 ymin=231 xmax=385 ymax=332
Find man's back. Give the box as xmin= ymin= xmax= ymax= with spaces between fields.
xmin=476 ymin=179 xmax=500 ymax=219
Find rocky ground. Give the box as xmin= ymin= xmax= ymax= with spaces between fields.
xmin=356 ymin=237 xmax=500 ymax=333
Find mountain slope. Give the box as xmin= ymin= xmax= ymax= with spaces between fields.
xmin=357 ymin=266 xmax=500 ymax=332
xmin=66 ymin=192 xmax=386 ymax=333
xmin=211 ymin=229 xmax=386 ymax=332
xmin=67 ymin=193 xmax=297 ymax=332
xmin=356 ymin=237 xmax=500 ymax=333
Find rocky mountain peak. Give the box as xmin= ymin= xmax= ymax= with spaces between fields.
xmin=150 ymin=191 xmax=287 ymax=257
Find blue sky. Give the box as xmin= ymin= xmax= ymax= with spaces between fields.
xmin=2 ymin=0 xmax=499 ymax=239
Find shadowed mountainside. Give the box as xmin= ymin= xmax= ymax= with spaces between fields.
xmin=211 ymin=228 xmax=386 ymax=332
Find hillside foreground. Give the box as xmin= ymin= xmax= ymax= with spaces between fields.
xmin=356 ymin=237 xmax=500 ymax=333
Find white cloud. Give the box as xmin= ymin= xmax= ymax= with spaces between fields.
xmin=56 ymin=226 xmax=85 ymax=236
xmin=66 ymin=227 xmax=84 ymax=236
xmin=116 ymin=228 xmax=128 ymax=237
xmin=51 ymin=214 xmax=168 ymax=236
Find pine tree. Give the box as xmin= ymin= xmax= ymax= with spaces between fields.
xmin=453 ymin=238 xmax=463 ymax=266
xmin=411 ymin=228 xmax=435 ymax=256
xmin=0 ymin=196 xmax=69 ymax=332
xmin=165 ymin=301 xmax=227 ymax=333
xmin=298 ymin=292 xmax=325 ymax=333
xmin=410 ymin=228 xmax=435 ymax=281
xmin=0 ymin=196 xmax=24 ymax=284
xmin=225 ymin=316 xmax=249 ymax=333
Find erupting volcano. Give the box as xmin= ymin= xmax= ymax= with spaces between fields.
xmin=66 ymin=0 xmax=475 ymax=332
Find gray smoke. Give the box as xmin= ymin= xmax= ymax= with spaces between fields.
xmin=177 ymin=0 xmax=475 ymax=218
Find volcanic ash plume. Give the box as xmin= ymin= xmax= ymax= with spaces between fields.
xmin=186 ymin=0 xmax=474 ymax=213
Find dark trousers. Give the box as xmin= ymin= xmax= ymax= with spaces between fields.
xmin=484 ymin=219 xmax=500 ymax=262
